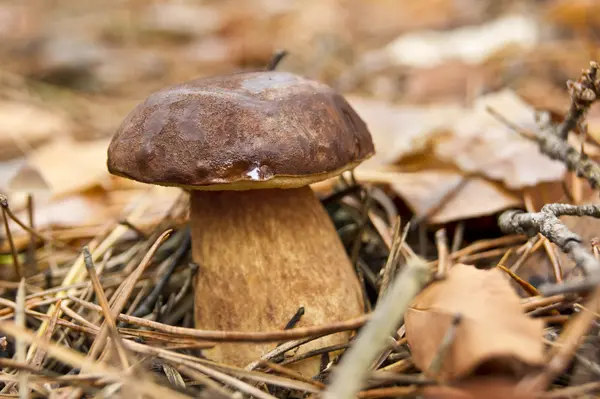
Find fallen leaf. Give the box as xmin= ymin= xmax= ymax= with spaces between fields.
xmin=435 ymin=89 xmax=567 ymax=189
xmin=355 ymin=168 xmax=521 ymax=224
xmin=404 ymin=60 xmax=485 ymax=104
xmin=346 ymin=0 xmax=487 ymax=42
xmin=0 ymin=101 xmax=70 ymax=161
xmin=544 ymin=0 xmax=600 ymax=31
xmin=347 ymin=96 xmax=463 ymax=166
xmin=405 ymin=264 xmax=545 ymax=380
xmin=8 ymin=163 xmax=50 ymax=194
xmin=11 ymin=137 xmax=112 ymax=199
xmin=386 ymin=15 xmax=539 ymax=68
xmin=422 ymin=377 xmax=540 ymax=399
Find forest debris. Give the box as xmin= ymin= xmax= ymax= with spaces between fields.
xmin=405 ymin=264 xmax=545 ymax=381
xmin=422 ymin=376 xmax=540 ymax=399
xmin=12 ymin=137 xmax=111 ymax=199
xmin=348 ymin=96 xmax=463 ymax=167
xmin=140 ymin=3 xmax=224 ymax=40
xmin=436 ymin=90 xmax=566 ymax=189
xmin=324 ymin=258 xmax=430 ymax=399
xmin=346 ymin=0 xmax=488 ymax=41
xmin=543 ymin=0 xmax=600 ymax=31
xmin=0 ymin=101 xmax=71 ymax=161
xmin=386 ymin=15 xmax=538 ymax=68
xmin=355 ymin=168 xmax=521 ymax=224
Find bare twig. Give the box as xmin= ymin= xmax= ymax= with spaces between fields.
xmin=426 ymin=314 xmax=462 ymax=381
xmin=1 ymin=195 xmax=22 ymax=279
xmin=16 ymin=279 xmax=28 ymax=399
xmin=435 ymin=228 xmax=450 ymax=279
xmin=71 ymin=295 xmax=369 ymax=343
xmin=557 ymin=62 xmax=599 ymax=140
xmin=519 ymin=287 xmax=600 ymax=391
xmin=82 ymin=246 xmax=132 ymax=368
xmin=499 ymin=205 xmax=600 ymax=293
xmin=324 ymin=258 xmax=430 ymax=399
xmin=266 ymin=49 xmax=288 ymax=71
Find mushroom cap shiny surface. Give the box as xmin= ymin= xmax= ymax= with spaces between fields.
xmin=107 ymin=71 xmax=374 ymax=190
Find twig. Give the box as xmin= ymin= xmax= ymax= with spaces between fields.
xmin=499 ymin=205 xmax=600 ymax=292
xmin=70 ymin=295 xmax=369 ymax=342
xmin=2 ymin=196 xmax=22 ymax=279
xmin=0 ymin=321 xmax=190 ymax=399
xmin=519 ymin=286 xmax=600 ymax=391
xmin=82 ymin=246 xmax=132 ymax=368
xmin=489 ymin=105 xmax=600 ymax=192
xmin=435 ymin=228 xmax=450 ymax=279
xmin=425 ymin=314 xmax=462 ymax=381
xmin=259 ymin=360 xmax=326 ymax=389
xmin=497 ymin=265 xmax=540 ymax=296
xmin=451 ymin=222 xmax=465 ymax=253
xmin=377 ymin=217 xmax=402 ymax=301
xmin=16 ymin=279 xmax=28 ymax=399
xmin=279 ymin=343 xmax=349 ymax=366
xmin=323 ymin=258 xmax=430 ymax=399
xmin=132 ymin=229 xmax=190 ymax=317
xmin=266 ymin=49 xmax=288 ymax=71
xmin=557 ymin=61 xmax=599 ymax=140
xmin=0 ymin=194 xmax=75 ymax=252
xmin=283 ymin=307 xmax=305 ymax=330
xmin=25 ymin=194 xmax=36 ymax=275
xmin=29 ymin=195 xmax=153 ymax=360
xmin=88 ymin=229 xmax=171 ymax=360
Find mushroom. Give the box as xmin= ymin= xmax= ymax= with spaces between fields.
xmin=106 ymin=71 xmax=375 ymax=376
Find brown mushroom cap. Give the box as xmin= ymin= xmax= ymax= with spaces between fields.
xmin=107 ymin=71 xmax=374 ymax=190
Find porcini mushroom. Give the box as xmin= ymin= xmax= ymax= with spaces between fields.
xmin=106 ymin=71 xmax=375 ymax=376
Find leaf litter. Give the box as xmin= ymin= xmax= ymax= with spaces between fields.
xmin=405 ymin=264 xmax=545 ymax=381
xmin=0 ymin=0 xmax=600 ymax=398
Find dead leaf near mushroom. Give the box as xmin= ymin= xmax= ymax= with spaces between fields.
xmin=434 ymin=89 xmax=566 ymax=190
xmin=0 ymin=101 xmax=71 ymax=161
xmin=355 ymin=167 xmax=521 ymax=225
xmin=347 ymin=90 xmax=569 ymax=224
xmin=405 ymin=264 xmax=545 ymax=381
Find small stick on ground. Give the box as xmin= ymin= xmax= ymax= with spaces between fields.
xmin=435 ymin=228 xmax=450 ymax=280
xmin=557 ymin=61 xmax=599 ymax=140
xmin=499 ymin=204 xmax=600 ymax=293
xmin=16 ymin=279 xmax=28 ymax=399
xmin=519 ymin=286 xmax=600 ymax=391
xmin=1 ymin=195 xmax=22 ymax=279
xmin=266 ymin=49 xmax=288 ymax=71
xmin=426 ymin=314 xmax=462 ymax=381
xmin=323 ymin=258 xmax=430 ymax=399
xmin=82 ymin=246 xmax=132 ymax=368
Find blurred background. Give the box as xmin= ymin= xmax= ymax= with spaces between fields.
xmin=1 ymin=0 xmax=600 ymax=270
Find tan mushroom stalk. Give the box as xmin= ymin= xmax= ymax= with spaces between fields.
xmin=106 ymin=71 xmax=375 ymax=376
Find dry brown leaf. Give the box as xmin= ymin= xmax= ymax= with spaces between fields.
xmin=347 ymin=96 xmax=463 ymax=166
xmin=434 ymin=89 xmax=567 ymax=189
xmin=404 ymin=60 xmax=485 ymax=104
xmin=405 ymin=264 xmax=545 ymax=381
xmin=0 ymin=101 xmax=71 ymax=161
xmin=355 ymin=168 xmax=521 ymax=224
xmin=386 ymin=15 xmax=539 ymax=68
xmin=544 ymin=0 xmax=600 ymax=30
xmin=422 ymin=377 xmax=539 ymax=399
xmin=12 ymin=137 xmax=112 ymax=199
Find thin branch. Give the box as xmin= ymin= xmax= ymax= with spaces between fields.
xmin=266 ymin=49 xmax=288 ymax=71
xmin=499 ymin=205 xmax=600 ymax=293
xmin=323 ymin=258 xmax=430 ymax=399
xmin=557 ymin=61 xmax=599 ymax=140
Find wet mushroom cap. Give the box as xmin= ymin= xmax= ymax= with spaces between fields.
xmin=107 ymin=71 xmax=374 ymax=190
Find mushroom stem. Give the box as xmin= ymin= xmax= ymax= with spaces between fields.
xmin=190 ymin=186 xmax=365 ymax=376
